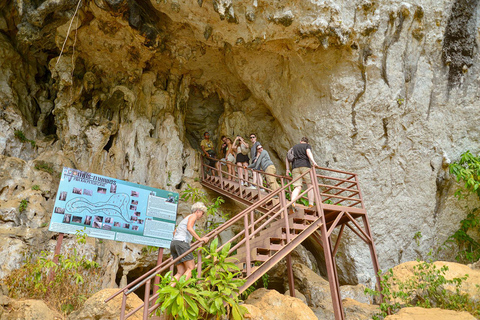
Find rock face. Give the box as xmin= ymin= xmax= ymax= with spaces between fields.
xmin=384 ymin=307 xmax=477 ymax=320
xmin=0 ymin=0 xmax=480 ymax=292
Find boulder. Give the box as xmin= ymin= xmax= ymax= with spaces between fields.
xmin=340 ymin=284 xmax=372 ymax=305
xmin=292 ymin=262 xmax=332 ymax=309
xmin=384 ymin=307 xmax=476 ymax=320
xmin=243 ymin=288 xmax=317 ymax=320
xmin=68 ymin=288 xmax=143 ymax=320
xmin=0 ymin=298 xmax=63 ymax=320
xmin=284 ymin=289 xmax=307 ymax=305
xmin=343 ymin=298 xmax=380 ymax=320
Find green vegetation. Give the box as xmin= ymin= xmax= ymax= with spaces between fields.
xmin=155 ymin=238 xmax=247 ymax=320
xmin=34 ymin=161 xmax=54 ymax=174
xmin=141 ymin=245 xmax=158 ymax=255
xmin=365 ymin=260 xmax=480 ymax=319
xmin=1 ymin=229 xmax=101 ymax=315
xmin=446 ymin=150 xmax=480 ymax=263
xmin=31 ymin=184 xmax=40 ymax=191
xmin=413 ymin=231 xmax=422 ymax=246
xmin=14 ymin=130 xmax=36 ymax=147
xmin=19 ymin=199 xmax=28 ymax=213
xmin=181 ymin=184 xmax=226 ymax=234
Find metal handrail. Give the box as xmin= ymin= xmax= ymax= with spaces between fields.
xmin=107 ymin=166 xmax=317 ymax=319
xmin=107 ymin=156 xmax=367 ymax=319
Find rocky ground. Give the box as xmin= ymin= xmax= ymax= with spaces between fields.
xmin=1 ymin=260 xmax=479 ymax=319
xmin=1 ymin=0 xmax=480 ymax=317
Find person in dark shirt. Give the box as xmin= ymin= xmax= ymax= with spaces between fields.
xmin=286 ymin=137 xmax=318 ymax=212
xmin=248 ymin=145 xmax=279 ymax=191
xmin=248 ymin=133 xmax=262 ymax=189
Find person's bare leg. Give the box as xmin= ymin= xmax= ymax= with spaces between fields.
xmin=291 ymin=186 xmax=301 ymax=205
xmin=237 ymin=163 xmax=243 ymax=184
xmin=307 ymin=184 xmax=315 ymax=206
xmin=171 ymin=262 xmax=186 ymax=287
xmin=252 ymin=171 xmax=259 ymax=188
xmin=243 ymin=162 xmax=249 ymax=183
xmin=183 ymin=260 xmax=195 ymax=281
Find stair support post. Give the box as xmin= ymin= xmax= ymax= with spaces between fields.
xmin=311 ymin=167 xmax=345 ymax=320
xmin=244 ymin=214 xmax=251 ymax=275
xmin=197 ymin=250 xmax=203 ymax=278
xmin=120 ymin=291 xmax=127 ymax=320
xmin=354 ymin=174 xmax=382 ymax=299
xmin=280 ymin=186 xmax=296 ymax=297
xmin=143 ymin=279 xmax=151 ymax=320
xmin=286 ymin=254 xmax=296 ymax=297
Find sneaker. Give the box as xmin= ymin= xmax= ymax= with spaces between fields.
xmin=240 ymin=181 xmax=244 ymax=186
xmin=247 ymin=185 xmax=257 ymax=190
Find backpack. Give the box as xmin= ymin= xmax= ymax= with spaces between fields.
xmin=287 ymin=147 xmax=294 ymax=163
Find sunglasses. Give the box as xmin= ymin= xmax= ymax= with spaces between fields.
xmin=250 ymin=136 xmax=255 ymax=139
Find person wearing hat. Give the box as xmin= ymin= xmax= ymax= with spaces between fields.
xmin=170 ymin=202 xmax=209 ymax=286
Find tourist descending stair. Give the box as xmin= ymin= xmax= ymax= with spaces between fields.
xmin=105 ymin=156 xmax=382 ymax=320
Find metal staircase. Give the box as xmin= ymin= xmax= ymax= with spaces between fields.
xmin=106 ymin=157 xmax=382 ymax=320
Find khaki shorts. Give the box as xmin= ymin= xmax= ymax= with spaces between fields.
xmin=292 ymin=167 xmax=312 ymax=187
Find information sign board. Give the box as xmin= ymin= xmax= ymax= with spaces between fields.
xmin=48 ymin=167 xmax=178 ymax=248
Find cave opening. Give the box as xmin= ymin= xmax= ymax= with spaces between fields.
xmin=115 ymin=264 xmax=160 ymax=300
xmin=184 ymin=85 xmax=224 ymax=151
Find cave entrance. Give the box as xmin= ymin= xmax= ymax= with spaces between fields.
xmin=184 ymin=85 xmax=224 ymax=152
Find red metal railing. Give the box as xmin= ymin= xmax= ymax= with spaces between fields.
xmin=105 ymin=155 xmax=369 ymax=320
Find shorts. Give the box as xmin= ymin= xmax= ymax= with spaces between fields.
xmin=292 ymin=167 xmax=312 ymax=188
xmin=170 ymin=240 xmax=193 ymax=265
xmin=236 ymin=153 xmax=249 ymax=163
xmin=226 ymin=153 xmax=236 ymax=163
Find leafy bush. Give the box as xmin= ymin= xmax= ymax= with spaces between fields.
xmin=31 ymin=184 xmax=41 ymax=191
xmin=1 ymin=230 xmax=102 ymax=314
xmin=155 ymin=238 xmax=247 ymax=320
xmin=181 ymin=184 xmax=226 ymax=233
xmin=365 ymin=260 xmax=480 ymax=319
xmin=447 ymin=150 xmax=480 ymax=263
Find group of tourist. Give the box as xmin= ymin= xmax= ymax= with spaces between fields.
xmin=170 ymin=132 xmax=319 ymax=286
xmin=200 ymin=132 xmax=318 ymax=209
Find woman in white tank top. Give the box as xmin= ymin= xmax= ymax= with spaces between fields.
xmin=170 ymin=202 xmax=209 ymax=286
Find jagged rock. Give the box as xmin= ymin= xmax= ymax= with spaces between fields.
xmin=384 ymin=307 xmax=476 ymax=320
xmin=0 ymin=298 xmax=63 ymax=320
xmin=292 ymin=262 xmax=332 ymax=309
xmin=68 ymin=288 xmax=143 ymax=320
xmin=243 ymin=288 xmax=317 ymax=320
xmin=340 ymin=284 xmax=372 ymax=305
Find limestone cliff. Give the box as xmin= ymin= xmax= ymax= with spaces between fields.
xmin=0 ymin=0 xmax=479 ymax=289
